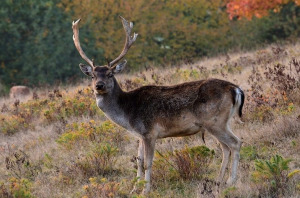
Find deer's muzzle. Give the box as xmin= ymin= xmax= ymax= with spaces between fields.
xmin=95 ymin=82 xmax=106 ymax=90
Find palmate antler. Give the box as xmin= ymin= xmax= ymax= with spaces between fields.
xmin=72 ymin=16 xmax=138 ymax=68
xmin=109 ymin=16 xmax=138 ymax=68
xmin=72 ymin=19 xmax=94 ymax=68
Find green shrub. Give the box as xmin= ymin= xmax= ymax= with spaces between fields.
xmin=240 ymin=146 xmax=258 ymax=161
xmin=221 ymin=186 xmax=237 ymax=198
xmin=1 ymin=87 xmax=102 ymax=135
xmin=0 ymin=178 xmax=34 ymax=198
xmin=153 ymin=146 xmax=215 ymax=182
xmin=69 ymin=143 xmax=118 ymax=177
xmin=0 ymin=115 xmax=29 ymax=135
xmin=56 ymin=120 xmax=125 ymax=149
xmin=82 ymin=177 xmax=120 ymax=198
xmin=252 ymin=155 xmax=300 ymax=197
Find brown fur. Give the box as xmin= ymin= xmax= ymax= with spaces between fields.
xmin=118 ymin=79 xmax=240 ymax=134
xmin=9 ymin=86 xmax=30 ymax=99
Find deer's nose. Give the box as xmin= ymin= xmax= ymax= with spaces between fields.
xmin=95 ymin=82 xmax=105 ymax=90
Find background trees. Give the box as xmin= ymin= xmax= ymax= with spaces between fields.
xmin=0 ymin=0 xmax=299 ymax=91
xmin=0 ymin=0 xmax=98 ymax=88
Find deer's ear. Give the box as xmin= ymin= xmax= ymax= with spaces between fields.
xmin=112 ymin=60 xmax=127 ymax=74
xmin=79 ymin=63 xmax=93 ymax=76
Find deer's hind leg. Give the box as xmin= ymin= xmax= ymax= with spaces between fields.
xmin=224 ymin=124 xmax=242 ymax=185
xmin=208 ymin=124 xmax=242 ymax=185
xmin=217 ymin=142 xmax=231 ymax=183
xmin=142 ymin=137 xmax=156 ymax=194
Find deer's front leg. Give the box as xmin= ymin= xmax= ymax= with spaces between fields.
xmin=130 ymin=139 xmax=145 ymax=194
xmin=137 ymin=139 xmax=145 ymax=179
xmin=142 ymin=138 xmax=156 ymax=194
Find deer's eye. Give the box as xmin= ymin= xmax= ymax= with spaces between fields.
xmin=107 ymin=73 xmax=113 ymax=78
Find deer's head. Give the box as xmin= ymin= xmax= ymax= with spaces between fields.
xmin=72 ymin=17 xmax=138 ymax=95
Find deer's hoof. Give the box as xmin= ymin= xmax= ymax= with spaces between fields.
xmin=130 ymin=186 xmax=137 ymax=194
xmin=226 ymin=178 xmax=237 ymax=186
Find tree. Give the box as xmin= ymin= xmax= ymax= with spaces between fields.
xmin=61 ymin=0 xmax=230 ymax=68
xmin=226 ymin=0 xmax=300 ymax=19
xmin=0 ymin=0 xmax=99 ymax=87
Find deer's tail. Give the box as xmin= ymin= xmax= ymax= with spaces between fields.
xmin=231 ymin=87 xmax=245 ymax=120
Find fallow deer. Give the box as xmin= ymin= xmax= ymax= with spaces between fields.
xmin=9 ymin=86 xmax=30 ymax=99
xmin=72 ymin=16 xmax=244 ymax=194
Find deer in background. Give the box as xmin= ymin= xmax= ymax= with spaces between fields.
xmin=9 ymin=86 xmax=30 ymax=99
xmin=72 ymin=16 xmax=244 ymax=194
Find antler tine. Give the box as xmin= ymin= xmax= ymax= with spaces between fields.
xmin=72 ymin=19 xmax=94 ymax=68
xmin=109 ymin=16 xmax=138 ymax=68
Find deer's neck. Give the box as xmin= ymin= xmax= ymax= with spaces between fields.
xmin=95 ymin=78 xmax=123 ymax=110
xmin=95 ymin=79 xmax=141 ymax=135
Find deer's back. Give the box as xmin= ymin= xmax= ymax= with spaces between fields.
xmin=9 ymin=86 xmax=30 ymax=99
xmin=118 ymin=79 xmax=238 ymax=134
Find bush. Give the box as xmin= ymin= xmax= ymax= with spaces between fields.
xmin=56 ymin=120 xmax=125 ymax=149
xmin=40 ymin=88 xmax=98 ymax=123
xmin=252 ymin=155 xmax=300 ymax=197
xmin=0 ymin=83 xmax=7 ymax=96
xmin=240 ymin=146 xmax=258 ymax=161
xmin=0 ymin=115 xmax=30 ymax=135
xmin=0 ymin=178 xmax=34 ymax=198
xmin=245 ymin=53 xmax=300 ymax=123
xmin=77 ymin=143 xmax=118 ymax=176
xmin=264 ymin=58 xmax=300 ymax=96
xmin=4 ymin=150 xmax=40 ymax=180
xmin=63 ymin=143 xmax=119 ymax=181
xmin=0 ymin=87 xmax=101 ymax=135
xmin=153 ymin=146 xmax=215 ymax=182
xmin=82 ymin=177 xmax=120 ymax=198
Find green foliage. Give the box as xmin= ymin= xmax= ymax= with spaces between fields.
xmin=82 ymin=177 xmax=120 ymax=198
xmin=153 ymin=146 xmax=215 ymax=182
xmin=250 ymin=105 xmax=275 ymax=122
xmin=75 ymin=143 xmax=118 ymax=176
xmin=240 ymin=146 xmax=258 ymax=161
xmin=252 ymin=155 xmax=299 ymax=196
xmin=0 ymin=178 xmax=34 ymax=198
xmin=0 ymin=0 xmax=99 ymax=87
xmin=0 ymin=87 xmax=100 ymax=134
xmin=0 ymin=114 xmax=30 ymax=135
xmin=265 ymin=2 xmax=300 ymax=40
xmin=11 ymin=178 xmax=34 ymax=198
xmin=171 ymin=68 xmax=206 ymax=81
xmin=131 ymin=177 xmax=147 ymax=194
xmin=221 ymin=186 xmax=237 ymax=198
xmin=0 ymin=0 xmax=299 ymax=87
xmin=56 ymin=120 xmax=125 ymax=149
xmin=63 ymin=0 xmax=299 ymax=69
xmin=288 ymin=169 xmax=300 ymax=178
xmin=10 ymin=178 xmax=34 ymax=198
xmin=59 ymin=142 xmax=119 ymax=183
xmin=0 ymin=83 xmax=8 ymax=96
xmin=253 ymin=155 xmax=290 ymax=181
xmin=42 ymin=153 xmax=54 ymax=169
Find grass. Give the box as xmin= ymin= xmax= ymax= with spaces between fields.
xmin=0 ymin=42 xmax=300 ymax=197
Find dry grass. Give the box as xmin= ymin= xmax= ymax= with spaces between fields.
xmin=1 ymin=42 xmax=300 ymax=198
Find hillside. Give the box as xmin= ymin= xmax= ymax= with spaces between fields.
xmin=0 ymin=43 xmax=300 ymax=197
